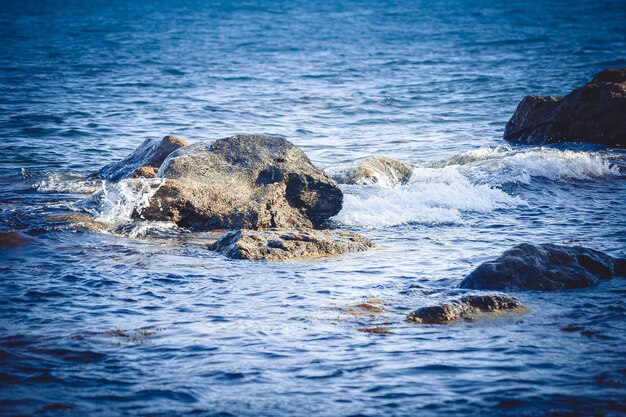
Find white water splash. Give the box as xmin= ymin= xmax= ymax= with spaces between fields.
xmin=89 ymin=178 xmax=165 ymax=223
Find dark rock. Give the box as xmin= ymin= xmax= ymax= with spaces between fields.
xmin=328 ymin=156 xmax=413 ymax=187
xmin=504 ymin=68 xmax=626 ymax=147
xmin=209 ymin=228 xmax=374 ymax=260
xmin=94 ymin=135 xmax=189 ymax=182
xmin=140 ymin=135 xmax=343 ymax=230
xmin=407 ymin=294 xmax=525 ymax=324
xmin=460 ymin=243 xmax=626 ymax=291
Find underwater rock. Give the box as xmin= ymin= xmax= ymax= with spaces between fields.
xmin=47 ymin=214 xmax=110 ymax=232
xmin=407 ymin=294 xmax=525 ymax=324
xmin=328 ymin=156 xmax=413 ymax=187
xmin=94 ymin=135 xmax=189 ymax=182
xmin=504 ymin=68 xmax=626 ymax=147
xmin=460 ymin=243 xmax=626 ymax=291
xmin=209 ymin=228 xmax=374 ymax=260
xmin=140 ymin=135 xmax=343 ymax=230
xmin=0 ymin=230 xmax=34 ymax=249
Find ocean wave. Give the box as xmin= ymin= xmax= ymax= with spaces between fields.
xmin=437 ymin=147 xmax=623 ymax=185
xmin=333 ymin=166 xmax=524 ymax=228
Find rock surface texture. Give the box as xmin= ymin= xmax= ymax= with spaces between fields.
xmin=95 ymin=135 xmax=189 ymax=182
xmin=504 ymin=68 xmax=626 ymax=147
xmin=328 ymin=156 xmax=413 ymax=187
xmin=460 ymin=243 xmax=626 ymax=291
xmin=140 ymin=135 xmax=343 ymax=230
xmin=209 ymin=229 xmax=374 ymax=260
xmin=407 ymin=294 xmax=526 ymax=324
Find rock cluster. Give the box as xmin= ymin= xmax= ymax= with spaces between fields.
xmin=328 ymin=156 xmax=413 ymax=187
xmin=90 ymin=134 xmax=372 ymax=260
xmin=504 ymin=68 xmax=626 ymax=147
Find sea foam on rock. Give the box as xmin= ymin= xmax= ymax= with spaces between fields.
xmin=327 ymin=156 xmax=413 ymax=187
xmin=460 ymin=243 xmax=626 ymax=291
xmin=504 ymin=68 xmax=626 ymax=147
xmin=141 ymin=135 xmax=343 ymax=231
xmin=94 ymin=135 xmax=189 ymax=182
xmin=407 ymin=294 xmax=526 ymax=324
xmin=209 ymin=229 xmax=374 ymax=260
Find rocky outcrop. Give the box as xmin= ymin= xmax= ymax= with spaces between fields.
xmin=209 ymin=228 xmax=374 ymax=260
xmin=407 ymin=294 xmax=526 ymax=324
xmin=140 ymin=135 xmax=343 ymax=230
xmin=94 ymin=135 xmax=189 ymax=182
xmin=504 ymin=68 xmax=626 ymax=147
xmin=327 ymin=156 xmax=413 ymax=187
xmin=460 ymin=243 xmax=626 ymax=291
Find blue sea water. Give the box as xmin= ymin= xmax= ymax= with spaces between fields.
xmin=1 ymin=0 xmax=626 ymax=416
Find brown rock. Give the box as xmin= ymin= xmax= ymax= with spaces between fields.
xmin=328 ymin=156 xmax=413 ymax=187
xmin=141 ymin=135 xmax=343 ymax=230
xmin=407 ymin=294 xmax=525 ymax=324
xmin=47 ymin=214 xmax=110 ymax=232
xmin=208 ymin=228 xmax=374 ymax=260
xmin=94 ymin=135 xmax=189 ymax=181
xmin=132 ymin=166 xmax=158 ymax=178
xmin=0 ymin=231 xmax=34 ymax=249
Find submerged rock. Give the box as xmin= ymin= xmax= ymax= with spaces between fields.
xmin=140 ymin=135 xmax=343 ymax=230
xmin=47 ymin=214 xmax=110 ymax=232
xmin=407 ymin=294 xmax=525 ymax=324
xmin=209 ymin=228 xmax=374 ymax=260
xmin=460 ymin=243 xmax=626 ymax=291
xmin=94 ymin=135 xmax=189 ymax=182
xmin=504 ymin=68 xmax=626 ymax=147
xmin=328 ymin=156 xmax=413 ymax=187
xmin=0 ymin=230 xmax=34 ymax=249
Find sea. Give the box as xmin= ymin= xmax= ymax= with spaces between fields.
xmin=1 ymin=0 xmax=625 ymax=415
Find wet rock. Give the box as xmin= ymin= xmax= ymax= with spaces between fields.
xmin=460 ymin=243 xmax=626 ymax=291
xmin=328 ymin=156 xmax=413 ymax=187
xmin=132 ymin=166 xmax=158 ymax=178
xmin=358 ymin=326 xmax=393 ymax=334
xmin=94 ymin=135 xmax=189 ymax=182
xmin=504 ymin=68 xmax=626 ymax=147
xmin=47 ymin=214 xmax=110 ymax=232
xmin=407 ymin=294 xmax=525 ymax=324
xmin=0 ymin=230 xmax=34 ymax=249
xmin=209 ymin=228 xmax=374 ymax=260
xmin=141 ymin=135 xmax=343 ymax=230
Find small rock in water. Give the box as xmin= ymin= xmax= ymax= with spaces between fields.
xmin=209 ymin=229 xmax=374 ymax=260
xmin=407 ymin=294 xmax=525 ymax=324
xmin=504 ymin=68 xmax=626 ymax=147
xmin=140 ymin=135 xmax=343 ymax=230
xmin=459 ymin=243 xmax=626 ymax=291
xmin=0 ymin=230 xmax=34 ymax=249
xmin=94 ymin=135 xmax=189 ymax=182
xmin=328 ymin=156 xmax=413 ymax=187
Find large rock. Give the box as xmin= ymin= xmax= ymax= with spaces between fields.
xmin=407 ymin=294 xmax=526 ymax=324
xmin=94 ymin=135 xmax=189 ymax=182
xmin=504 ymin=68 xmax=626 ymax=147
xmin=140 ymin=135 xmax=343 ymax=230
xmin=209 ymin=229 xmax=374 ymax=260
xmin=327 ymin=156 xmax=413 ymax=187
xmin=460 ymin=243 xmax=626 ymax=291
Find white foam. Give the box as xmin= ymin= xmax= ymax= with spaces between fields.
xmin=439 ymin=147 xmax=622 ymax=185
xmin=88 ymin=178 xmax=164 ymax=223
xmin=334 ymin=166 xmax=524 ymax=228
xmin=24 ymin=169 xmax=98 ymax=194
